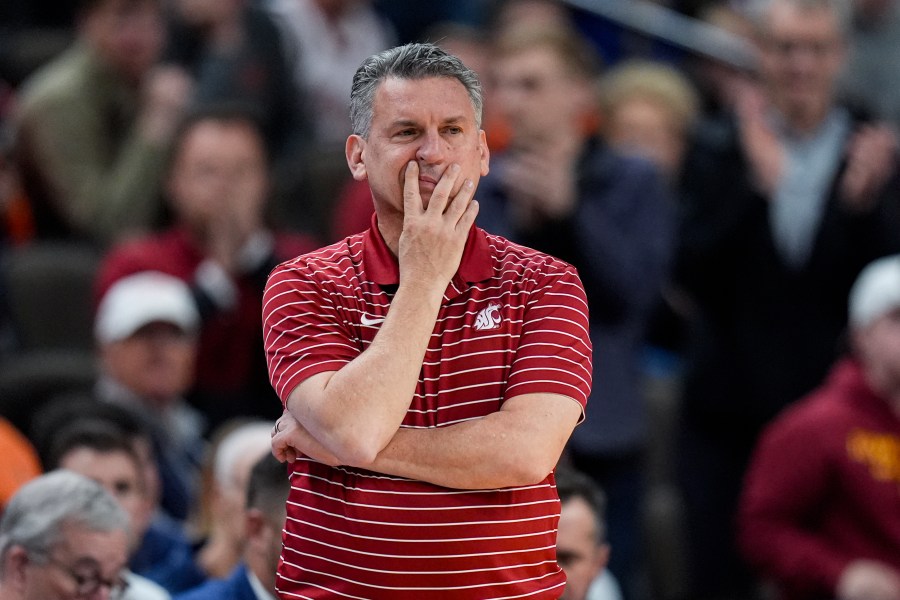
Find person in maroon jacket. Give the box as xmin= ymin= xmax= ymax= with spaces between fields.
xmin=95 ymin=104 xmax=319 ymax=430
xmin=738 ymin=253 xmax=900 ymax=600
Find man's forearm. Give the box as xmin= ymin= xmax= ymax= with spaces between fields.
xmin=362 ymin=393 xmax=582 ymax=490
xmin=287 ymin=281 xmax=445 ymax=465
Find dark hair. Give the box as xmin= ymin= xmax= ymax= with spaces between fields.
xmin=349 ymin=42 xmax=484 ymax=138
xmin=31 ymin=395 xmax=153 ymax=469
xmin=45 ymin=419 xmax=142 ymax=476
xmin=555 ymin=467 xmax=607 ymax=543
xmin=168 ymin=102 xmax=272 ymax=171
xmin=245 ymin=453 xmax=290 ymax=520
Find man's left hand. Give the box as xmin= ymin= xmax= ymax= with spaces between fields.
xmin=272 ymin=410 xmax=342 ymax=466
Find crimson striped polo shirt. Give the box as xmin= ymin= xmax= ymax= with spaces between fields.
xmin=262 ymin=220 xmax=592 ymax=599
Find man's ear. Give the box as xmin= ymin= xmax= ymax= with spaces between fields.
xmin=479 ymin=130 xmax=490 ymax=177
xmin=4 ymin=545 xmax=31 ymax=591
xmin=346 ymin=135 xmax=368 ymax=182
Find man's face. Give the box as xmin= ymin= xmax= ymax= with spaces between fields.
xmin=606 ymin=97 xmax=685 ymax=178
xmin=82 ymin=0 xmax=165 ymax=84
xmin=20 ymin=522 xmax=129 ymax=600
xmin=101 ymin=321 xmax=196 ymax=406
xmin=491 ymin=46 xmax=592 ymax=147
xmin=758 ymin=1 xmax=846 ymax=124
xmin=168 ymin=120 xmax=269 ymax=239
xmin=556 ymin=497 xmax=609 ymax=600
xmin=854 ymin=308 xmax=900 ymax=396
xmin=347 ymin=76 xmax=489 ymax=219
xmin=59 ymin=448 xmax=153 ymax=548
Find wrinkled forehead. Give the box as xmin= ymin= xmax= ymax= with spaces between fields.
xmin=372 ymin=76 xmax=479 ymax=124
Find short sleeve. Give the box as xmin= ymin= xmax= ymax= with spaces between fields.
xmin=504 ymin=263 xmax=592 ymax=415
xmin=262 ymin=261 xmax=359 ymax=404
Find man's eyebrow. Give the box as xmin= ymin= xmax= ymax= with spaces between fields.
xmin=388 ymin=116 xmax=469 ymax=128
xmin=389 ymin=119 xmax=419 ymax=129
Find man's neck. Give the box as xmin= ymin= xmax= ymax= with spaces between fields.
xmin=777 ymin=100 xmax=834 ymax=137
xmin=374 ymin=208 xmax=402 ymax=257
xmin=859 ymin=363 xmax=900 ymax=419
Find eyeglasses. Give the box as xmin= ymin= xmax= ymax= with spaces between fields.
xmin=40 ymin=554 xmax=130 ymax=599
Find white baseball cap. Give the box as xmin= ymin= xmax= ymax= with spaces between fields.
xmin=849 ymin=255 xmax=900 ymax=330
xmin=94 ymin=271 xmax=200 ymax=344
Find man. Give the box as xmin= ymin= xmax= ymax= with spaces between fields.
xmin=45 ymin=421 xmax=177 ymax=599
xmin=95 ymin=105 xmax=319 ymax=430
xmin=738 ymin=254 xmax=900 ymax=600
xmin=194 ymin=420 xmax=274 ymax=580
xmin=674 ymin=0 xmax=900 ymax=596
xmin=15 ymin=0 xmax=190 ymax=245
xmin=265 ymin=43 xmax=592 ymax=598
xmin=477 ymin=26 xmax=673 ymax=595
xmin=0 ymin=470 xmax=130 ymax=600
xmin=174 ymin=453 xmax=290 ymax=600
xmin=94 ymin=270 xmax=206 ymax=523
xmin=555 ymin=468 xmax=621 ymax=600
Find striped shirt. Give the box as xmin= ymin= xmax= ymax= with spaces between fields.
xmin=263 ymin=222 xmax=592 ymax=599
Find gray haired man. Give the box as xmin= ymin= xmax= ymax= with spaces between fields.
xmin=0 ymin=470 xmax=131 ymax=600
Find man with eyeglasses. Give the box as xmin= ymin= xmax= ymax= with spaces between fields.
xmin=0 ymin=470 xmax=131 ymax=600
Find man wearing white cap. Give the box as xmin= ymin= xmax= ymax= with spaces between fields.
xmin=94 ymin=270 xmax=206 ymax=523
xmin=738 ymin=254 xmax=900 ymax=600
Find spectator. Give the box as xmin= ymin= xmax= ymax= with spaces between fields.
xmin=556 ymin=467 xmax=623 ymax=600
xmin=93 ymin=270 xmax=207 ymax=522
xmin=95 ymin=105 xmax=319 ymax=430
xmin=31 ymin=397 xmax=204 ymax=596
xmin=599 ymin=59 xmax=701 ymax=181
xmin=174 ymin=453 xmax=290 ymax=600
xmin=165 ymin=0 xmax=303 ymax=164
xmin=14 ymin=0 xmax=191 ymax=245
xmin=266 ymin=0 xmax=395 ymax=148
xmin=738 ymin=254 xmax=900 ymax=600
xmin=45 ymin=420 xmax=176 ymax=599
xmin=674 ymin=0 xmax=900 ymax=597
xmin=264 ymin=0 xmax=396 ymax=240
xmin=478 ymin=25 xmax=674 ymax=598
xmin=192 ymin=420 xmax=273 ymax=580
xmin=0 ymin=470 xmax=131 ymax=600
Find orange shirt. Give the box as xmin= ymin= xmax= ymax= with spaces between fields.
xmin=0 ymin=418 xmax=42 ymax=508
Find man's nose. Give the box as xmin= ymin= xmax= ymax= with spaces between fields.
xmin=416 ymin=130 xmax=447 ymax=165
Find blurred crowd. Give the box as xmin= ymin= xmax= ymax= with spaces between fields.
xmin=1 ymin=1 xmax=900 ymax=600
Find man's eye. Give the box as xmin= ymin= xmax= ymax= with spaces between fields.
xmin=445 ymin=127 xmax=462 ymax=135
xmin=113 ymin=481 xmax=134 ymax=495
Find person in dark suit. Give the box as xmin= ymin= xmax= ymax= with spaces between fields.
xmin=674 ymin=0 xmax=900 ymax=597
xmin=173 ymin=453 xmax=288 ymax=600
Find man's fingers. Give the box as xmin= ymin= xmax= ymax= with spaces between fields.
xmin=446 ymin=178 xmax=475 ymax=224
xmin=403 ymin=161 xmax=422 ymax=214
xmin=426 ymin=163 xmax=461 ymax=215
xmin=458 ymin=198 xmax=479 ymax=233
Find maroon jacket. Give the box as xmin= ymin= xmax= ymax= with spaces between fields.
xmin=95 ymin=226 xmax=318 ymax=427
xmin=738 ymin=357 xmax=900 ymax=600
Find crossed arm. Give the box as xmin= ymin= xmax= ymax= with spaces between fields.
xmin=274 ymin=391 xmax=582 ymax=490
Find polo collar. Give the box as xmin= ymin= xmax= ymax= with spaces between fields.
xmin=362 ymin=213 xmax=493 ymax=290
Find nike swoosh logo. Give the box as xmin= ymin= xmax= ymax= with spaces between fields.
xmin=360 ymin=314 xmax=386 ymax=326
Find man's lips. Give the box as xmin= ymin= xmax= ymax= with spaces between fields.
xmin=418 ymin=176 xmax=438 ymax=192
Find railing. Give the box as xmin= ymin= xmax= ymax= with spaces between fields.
xmin=563 ymin=0 xmax=758 ymax=70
